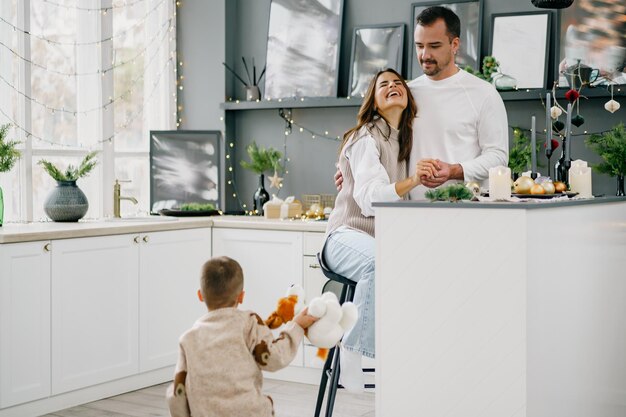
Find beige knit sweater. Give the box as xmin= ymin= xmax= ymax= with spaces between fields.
xmin=166 ymin=307 xmax=304 ymax=417
xmin=326 ymin=117 xmax=408 ymax=238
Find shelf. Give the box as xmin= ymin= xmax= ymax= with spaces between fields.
xmin=220 ymin=97 xmax=363 ymax=111
xmin=220 ymin=86 xmax=625 ymax=111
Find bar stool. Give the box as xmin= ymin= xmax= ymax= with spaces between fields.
xmin=313 ymin=252 xmax=375 ymax=417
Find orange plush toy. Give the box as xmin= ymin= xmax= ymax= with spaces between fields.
xmin=265 ymin=285 xmax=304 ymax=329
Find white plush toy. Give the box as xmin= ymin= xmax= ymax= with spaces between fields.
xmin=307 ymin=292 xmax=358 ymax=360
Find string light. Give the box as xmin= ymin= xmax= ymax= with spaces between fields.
xmin=0 ymin=0 xmax=168 ymax=47
xmin=0 ymin=18 xmax=173 ymax=77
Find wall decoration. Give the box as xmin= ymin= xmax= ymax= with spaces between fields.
xmin=557 ymin=0 xmax=626 ymax=87
xmin=348 ymin=24 xmax=405 ymax=97
xmin=490 ymin=11 xmax=551 ymax=89
xmin=264 ymin=0 xmax=344 ymax=99
xmin=149 ymin=130 xmax=223 ymax=212
xmin=409 ymin=0 xmax=483 ymax=80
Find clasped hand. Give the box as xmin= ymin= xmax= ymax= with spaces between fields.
xmin=416 ymin=159 xmax=451 ymax=188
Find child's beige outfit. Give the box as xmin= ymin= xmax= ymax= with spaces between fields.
xmin=166 ymin=307 xmax=304 ymax=417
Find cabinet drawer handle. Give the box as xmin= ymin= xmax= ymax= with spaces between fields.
xmin=43 ymin=243 xmax=51 ymax=252
xmin=133 ymin=236 xmax=140 ymax=244
xmin=143 ymin=235 xmax=149 ymax=243
xmin=309 ymin=264 xmax=321 ymax=269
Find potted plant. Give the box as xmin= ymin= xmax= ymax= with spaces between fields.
xmin=585 ymin=123 xmax=626 ymax=196
xmin=240 ymin=142 xmax=282 ymax=214
xmin=38 ymin=151 xmax=98 ymax=221
xmin=0 ymin=123 xmax=21 ymax=226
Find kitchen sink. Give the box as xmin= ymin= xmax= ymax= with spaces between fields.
xmin=103 ymin=215 xmax=179 ymax=222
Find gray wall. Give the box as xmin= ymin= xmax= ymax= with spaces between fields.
xmin=180 ymin=0 xmax=625 ymax=211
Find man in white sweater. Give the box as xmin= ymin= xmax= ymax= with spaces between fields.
xmin=407 ymin=6 xmax=508 ymax=199
xmin=335 ymin=6 xmax=508 ymax=198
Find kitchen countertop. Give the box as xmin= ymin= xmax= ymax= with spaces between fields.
xmin=374 ymin=196 xmax=626 ymax=210
xmin=0 ymin=215 xmax=327 ymax=244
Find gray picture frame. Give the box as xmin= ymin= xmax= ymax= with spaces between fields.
xmin=149 ymin=130 xmax=224 ymax=212
xmin=490 ymin=11 xmax=551 ymax=90
xmin=348 ymin=23 xmax=405 ymax=98
xmin=263 ymin=0 xmax=344 ymax=99
xmin=557 ymin=2 xmax=626 ymax=87
xmin=409 ymin=0 xmax=483 ymax=81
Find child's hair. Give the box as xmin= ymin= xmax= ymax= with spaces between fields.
xmin=200 ymin=256 xmax=244 ymax=309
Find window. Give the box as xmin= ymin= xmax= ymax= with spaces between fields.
xmin=0 ymin=0 xmax=176 ymax=222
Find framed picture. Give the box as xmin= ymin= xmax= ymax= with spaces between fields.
xmin=557 ymin=2 xmax=626 ymax=87
xmin=263 ymin=0 xmax=344 ymax=99
xmin=149 ymin=130 xmax=224 ymax=212
xmin=348 ymin=24 xmax=405 ymax=98
xmin=490 ymin=11 xmax=551 ymax=89
xmin=409 ymin=0 xmax=483 ymax=81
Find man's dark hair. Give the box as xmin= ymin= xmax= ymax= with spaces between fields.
xmin=416 ymin=6 xmax=461 ymax=40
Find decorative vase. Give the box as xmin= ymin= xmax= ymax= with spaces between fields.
xmin=0 ymin=185 xmax=4 ymax=227
xmin=617 ymin=174 xmax=625 ymax=197
xmin=44 ymin=180 xmax=89 ymax=222
xmin=253 ymin=174 xmax=270 ymax=215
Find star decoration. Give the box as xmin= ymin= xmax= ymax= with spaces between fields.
xmin=268 ymin=170 xmax=283 ymax=189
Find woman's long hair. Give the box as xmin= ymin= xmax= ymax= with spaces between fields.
xmin=340 ymin=68 xmax=417 ymax=163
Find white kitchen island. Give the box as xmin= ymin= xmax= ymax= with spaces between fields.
xmin=374 ymin=197 xmax=626 ymax=417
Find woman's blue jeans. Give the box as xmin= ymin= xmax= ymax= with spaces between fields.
xmin=323 ymin=227 xmax=375 ymax=358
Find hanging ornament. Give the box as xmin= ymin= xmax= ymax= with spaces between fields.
xmin=604 ymin=99 xmax=620 ymax=113
xmin=268 ymin=169 xmax=284 ymax=189
xmin=531 ymin=0 xmax=574 ymax=9
xmin=571 ymin=114 xmax=585 ymax=127
xmin=550 ymin=106 xmax=562 ymax=119
xmin=564 ymin=89 xmax=580 ymax=103
xmin=552 ymin=120 xmax=565 ymax=133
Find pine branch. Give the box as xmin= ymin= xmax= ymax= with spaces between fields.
xmin=240 ymin=142 xmax=283 ymax=175
xmin=38 ymin=151 xmax=99 ymax=181
xmin=585 ymin=123 xmax=626 ymax=177
xmin=425 ymin=184 xmax=474 ymax=202
xmin=0 ymin=123 xmax=21 ymax=173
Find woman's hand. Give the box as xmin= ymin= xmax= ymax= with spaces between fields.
xmin=415 ymin=159 xmax=439 ymax=183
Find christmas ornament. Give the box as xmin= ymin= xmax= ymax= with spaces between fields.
xmin=565 ymin=89 xmax=580 ymax=103
xmin=465 ymin=181 xmax=480 ymax=197
xmin=268 ymin=169 xmax=284 ymax=189
xmin=552 ymin=120 xmax=565 ymax=132
xmin=571 ymin=114 xmax=585 ymax=127
xmin=605 ymin=99 xmax=620 ymax=114
xmin=550 ymin=106 xmax=562 ymax=119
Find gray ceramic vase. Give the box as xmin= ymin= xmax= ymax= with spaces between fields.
xmin=44 ymin=180 xmax=89 ymax=222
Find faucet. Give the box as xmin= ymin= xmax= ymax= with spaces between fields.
xmin=113 ymin=179 xmax=138 ymax=218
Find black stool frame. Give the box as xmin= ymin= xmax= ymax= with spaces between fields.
xmin=313 ymin=253 xmax=374 ymax=417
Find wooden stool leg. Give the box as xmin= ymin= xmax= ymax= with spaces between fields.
xmin=314 ymin=345 xmax=335 ymax=417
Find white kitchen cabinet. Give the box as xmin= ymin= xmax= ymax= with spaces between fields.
xmin=0 ymin=241 xmax=51 ymax=408
xmin=212 ymin=228 xmax=304 ymax=366
xmin=139 ymin=228 xmax=211 ymax=372
xmin=51 ymin=234 xmax=139 ymax=395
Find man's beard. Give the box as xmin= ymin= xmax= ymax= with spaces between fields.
xmin=420 ymin=56 xmax=450 ymax=76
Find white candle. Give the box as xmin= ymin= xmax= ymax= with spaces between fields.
xmin=569 ymin=161 xmax=592 ymax=198
xmin=531 ymin=116 xmax=537 ymax=175
xmin=546 ymin=93 xmax=551 ymax=145
xmin=489 ymin=166 xmax=512 ymax=200
xmin=565 ymin=103 xmax=572 ymax=161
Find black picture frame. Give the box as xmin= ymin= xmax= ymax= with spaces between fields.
xmin=149 ymin=130 xmax=224 ymax=212
xmin=556 ymin=2 xmax=626 ymax=88
xmin=348 ymin=23 xmax=405 ymax=98
xmin=409 ymin=0 xmax=483 ymax=81
xmin=490 ymin=11 xmax=551 ymax=90
xmin=263 ymin=0 xmax=345 ymax=99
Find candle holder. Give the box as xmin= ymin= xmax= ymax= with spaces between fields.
xmin=554 ymin=138 xmax=571 ymax=184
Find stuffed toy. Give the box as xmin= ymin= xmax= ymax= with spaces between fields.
xmin=265 ymin=285 xmax=358 ymax=361
xmin=307 ymin=291 xmax=358 ymax=360
xmin=265 ymin=284 xmax=304 ymax=329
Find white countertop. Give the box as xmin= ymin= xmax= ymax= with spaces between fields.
xmin=0 ymin=215 xmax=327 ymax=244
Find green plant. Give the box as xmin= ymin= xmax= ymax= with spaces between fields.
xmin=0 ymin=123 xmax=21 ymax=173
xmin=179 ymin=202 xmax=216 ymax=211
xmin=508 ymin=127 xmax=543 ymax=175
xmin=585 ymin=123 xmax=626 ymax=177
xmin=38 ymin=151 xmax=98 ymax=181
xmin=425 ymin=184 xmax=474 ymax=202
xmin=240 ymin=142 xmax=282 ymax=175
xmin=465 ymin=55 xmax=499 ymax=81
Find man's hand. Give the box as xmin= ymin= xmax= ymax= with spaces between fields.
xmin=334 ymin=167 xmax=343 ymax=192
xmin=419 ymin=159 xmax=464 ymax=188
